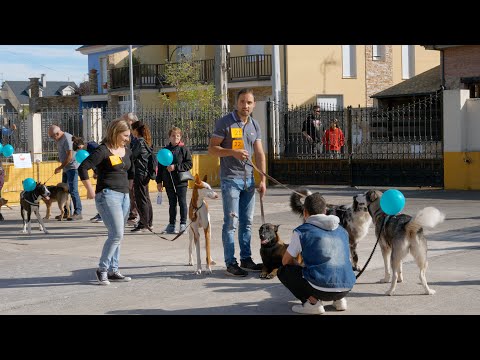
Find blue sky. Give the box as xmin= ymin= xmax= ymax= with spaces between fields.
xmin=0 ymin=45 xmax=87 ymax=85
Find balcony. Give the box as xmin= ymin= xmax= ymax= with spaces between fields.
xmin=109 ymin=54 xmax=272 ymax=90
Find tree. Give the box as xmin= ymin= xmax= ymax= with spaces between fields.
xmin=159 ymin=55 xmax=220 ymax=114
xmin=158 ymin=54 xmax=223 ymax=147
xmin=76 ymin=81 xmax=91 ymax=96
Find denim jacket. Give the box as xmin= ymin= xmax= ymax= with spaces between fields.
xmin=296 ymin=214 xmax=356 ymax=289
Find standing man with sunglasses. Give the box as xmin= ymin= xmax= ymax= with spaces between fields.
xmin=302 ymin=105 xmax=323 ymax=156
xmin=48 ymin=124 xmax=82 ymax=220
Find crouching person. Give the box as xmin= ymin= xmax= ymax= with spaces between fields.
xmin=277 ymin=192 xmax=356 ymax=314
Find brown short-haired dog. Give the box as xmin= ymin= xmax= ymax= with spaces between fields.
xmin=42 ymin=183 xmax=72 ymax=221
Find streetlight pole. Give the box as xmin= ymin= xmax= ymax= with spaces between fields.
xmin=129 ymin=45 xmax=135 ymax=113
xmin=168 ymin=46 xmax=183 ymax=62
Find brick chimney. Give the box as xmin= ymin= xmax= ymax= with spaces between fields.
xmin=89 ymin=69 xmax=98 ymax=95
xmin=29 ymin=77 xmax=40 ymax=113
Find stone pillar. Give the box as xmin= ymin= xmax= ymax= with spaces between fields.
xmin=89 ymin=69 xmax=98 ymax=95
xmin=82 ymin=107 xmax=103 ymax=143
xmin=27 ymin=113 xmax=42 ymax=162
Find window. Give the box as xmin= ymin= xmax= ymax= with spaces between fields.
xmin=402 ymin=45 xmax=415 ymax=79
xmin=316 ymin=94 xmax=344 ymax=111
xmin=247 ymin=45 xmax=264 ymax=55
xmin=461 ymin=77 xmax=480 ymax=98
xmin=342 ymin=45 xmax=357 ymax=78
xmin=372 ymin=45 xmax=385 ymax=60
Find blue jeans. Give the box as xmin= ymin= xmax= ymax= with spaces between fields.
xmin=62 ymin=169 xmax=82 ymax=215
xmin=95 ymin=188 xmax=130 ymax=272
xmin=221 ymin=177 xmax=256 ymax=267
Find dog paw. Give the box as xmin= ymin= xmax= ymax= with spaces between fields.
xmin=352 ymin=265 xmax=361 ymax=272
xmin=21 ymin=230 xmax=27 ymax=234
xmin=426 ymin=288 xmax=436 ymax=295
xmin=259 ymin=272 xmax=268 ymax=279
xmin=265 ymin=273 xmax=276 ymax=279
xmin=44 ymin=230 xmax=49 ymax=234
xmin=194 ymin=269 xmax=202 ymax=275
xmin=385 ymin=289 xmax=395 ymax=296
xmin=206 ymin=268 xmax=212 ymax=275
xmin=210 ymin=260 xmax=216 ymax=266
xmin=187 ymin=261 xmax=194 ymax=266
xmin=380 ymin=277 xmax=390 ymax=283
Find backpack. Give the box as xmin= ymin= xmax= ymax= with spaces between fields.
xmin=147 ymin=146 xmax=157 ymax=180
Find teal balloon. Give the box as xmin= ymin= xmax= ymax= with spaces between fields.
xmin=23 ymin=177 xmax=36 ymax=192
xmin=0 ymin=143 xmax=3 ymax=154
xmin=75 ymin=149 xmax=90 ymax=164
xmin=380 ymin=189 xmax=405 ymax=215
xmin=157 ymin=148 xmax=173 ymax=166
xmin=2 ymin=144 xmax=14 ymax=157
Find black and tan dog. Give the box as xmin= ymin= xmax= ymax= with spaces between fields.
xmin=326 ymin=194 xmax=372 ymax=271
xmin=258 ymin=223 xmax=302 ymax=279
xmin=364 ymin=190 xmax=445 ymax=296
xmin=42 ymin=183 xmax=72 ymax=221
xmin=20 ymin=182 xmax=51 ymax=235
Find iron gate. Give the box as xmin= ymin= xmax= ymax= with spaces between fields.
xmin=268 ymin=92 xmax=444 ymax=187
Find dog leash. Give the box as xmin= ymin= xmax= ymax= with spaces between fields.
xmin=355 ymin=215 xmax=389 ymax=279
xmin=259 ymin=190 xmax=266 ymax=224
xmin=243 ymin=159 xmax=306 ymax=198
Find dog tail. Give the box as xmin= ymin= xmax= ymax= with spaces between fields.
xmin=290 ymin=188 xmax=312 ymax=216
xmin=406 ymin=206 xmax=445 ymax=237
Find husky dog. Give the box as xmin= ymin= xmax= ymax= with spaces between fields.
xmin=364 ymin=190 xmax=445 ymax=296
xmin=326 ymin=194 xmax=372 ymax=271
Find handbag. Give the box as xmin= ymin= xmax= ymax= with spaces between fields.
xmin=178 ymin=170 xmax=194 ymax=182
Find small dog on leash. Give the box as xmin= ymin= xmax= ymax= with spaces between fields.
xmin=326 ymin=194 xmax=372 ymax=271
xmin=258 ymin=223 xmax=303 ymax=279
xmin=42 ymin=183 xmax=72 ymax=221
xmin=188 ymin=174 xmax=219 ymax=275
xmin=364 ymin=190 xmax=445 ymax=296
xmin=20 ymin=182 xmax=51 ymax=235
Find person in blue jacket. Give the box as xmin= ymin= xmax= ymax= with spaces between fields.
xmin=278 ymin=192 xmax=356 ymax=315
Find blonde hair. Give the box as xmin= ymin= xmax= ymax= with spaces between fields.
xmin=104 ymin=118 xmax=131 ymax=148
xmin=168 ymin=126 xmax=182 ymax=137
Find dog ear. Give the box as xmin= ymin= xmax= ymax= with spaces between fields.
xmin=195 ymin=174 xmax=200 ymax=183
xmin=202 ymin=174 xmax=208 ymax=182
xmin=274 ymin=224 xmax=280 ymax=232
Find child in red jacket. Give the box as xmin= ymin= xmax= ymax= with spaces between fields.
xmin=322 ymin=119 xmax=344 ymax=158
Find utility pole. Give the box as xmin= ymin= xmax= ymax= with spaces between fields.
xmin=272 ymin=45 xmax=282 ymax=158
xmin=129 ymin=45 xmax=135 ymax=113
xmin=214 ymin=45 xmax=228 ymax=113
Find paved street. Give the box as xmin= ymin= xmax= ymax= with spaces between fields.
xmin=0 ymin=185 xmax=479 ymax=315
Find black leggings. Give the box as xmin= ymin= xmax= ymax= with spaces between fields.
xmin=134 ymin=175 xmax=153 ymax=228
xmin=277 ymin=264 xmax=349 ymax=304
xmin=166 ymin=186 xmax=188 ymax=225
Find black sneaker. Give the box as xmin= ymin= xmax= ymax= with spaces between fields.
xmin=131 ymin=226 xmax=146 ymax=232
xmin=107 ymin=271 xmax=131 ymax=282
xmin=95 ymin=269 xmax=110 ymax=285
xmin=240 ymin=257 xmax=263 ymax=271
xmin=225 ymin=263 xmax=248 ymax=277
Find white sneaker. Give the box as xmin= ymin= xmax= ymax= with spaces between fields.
xmin=291 ymin=301 xmax=325 ymax=315
xmin=333 ymin=298 xmax=347 ymax=311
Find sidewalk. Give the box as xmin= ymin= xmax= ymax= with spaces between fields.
xmin=0 ymin=186 xmax=479 ymax=315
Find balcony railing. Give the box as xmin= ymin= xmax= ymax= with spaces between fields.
xmin=109 ymin=54 xmax=272 ymax=90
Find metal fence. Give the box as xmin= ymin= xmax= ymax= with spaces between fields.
xmin=0 ymin=109 xmax=29 ymax=163
xmin=269 ymin=92 xmax=444 ymax=187
xmin=276 ymin=92 xmax=443 ymax=160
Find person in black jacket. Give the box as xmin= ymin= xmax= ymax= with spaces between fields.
xmin=131 ymin=121 xmax=153 ymax=232
xmin=78 ymin=117 xmax=135 ymax=285
xmin=156 ymin=126 xmax=193 ymax=234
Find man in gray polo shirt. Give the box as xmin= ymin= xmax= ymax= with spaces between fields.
xmin=208 ymin=88 xmax=267 ymax=277
xmin=48 ymin=125 xmax=82 ymax=220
